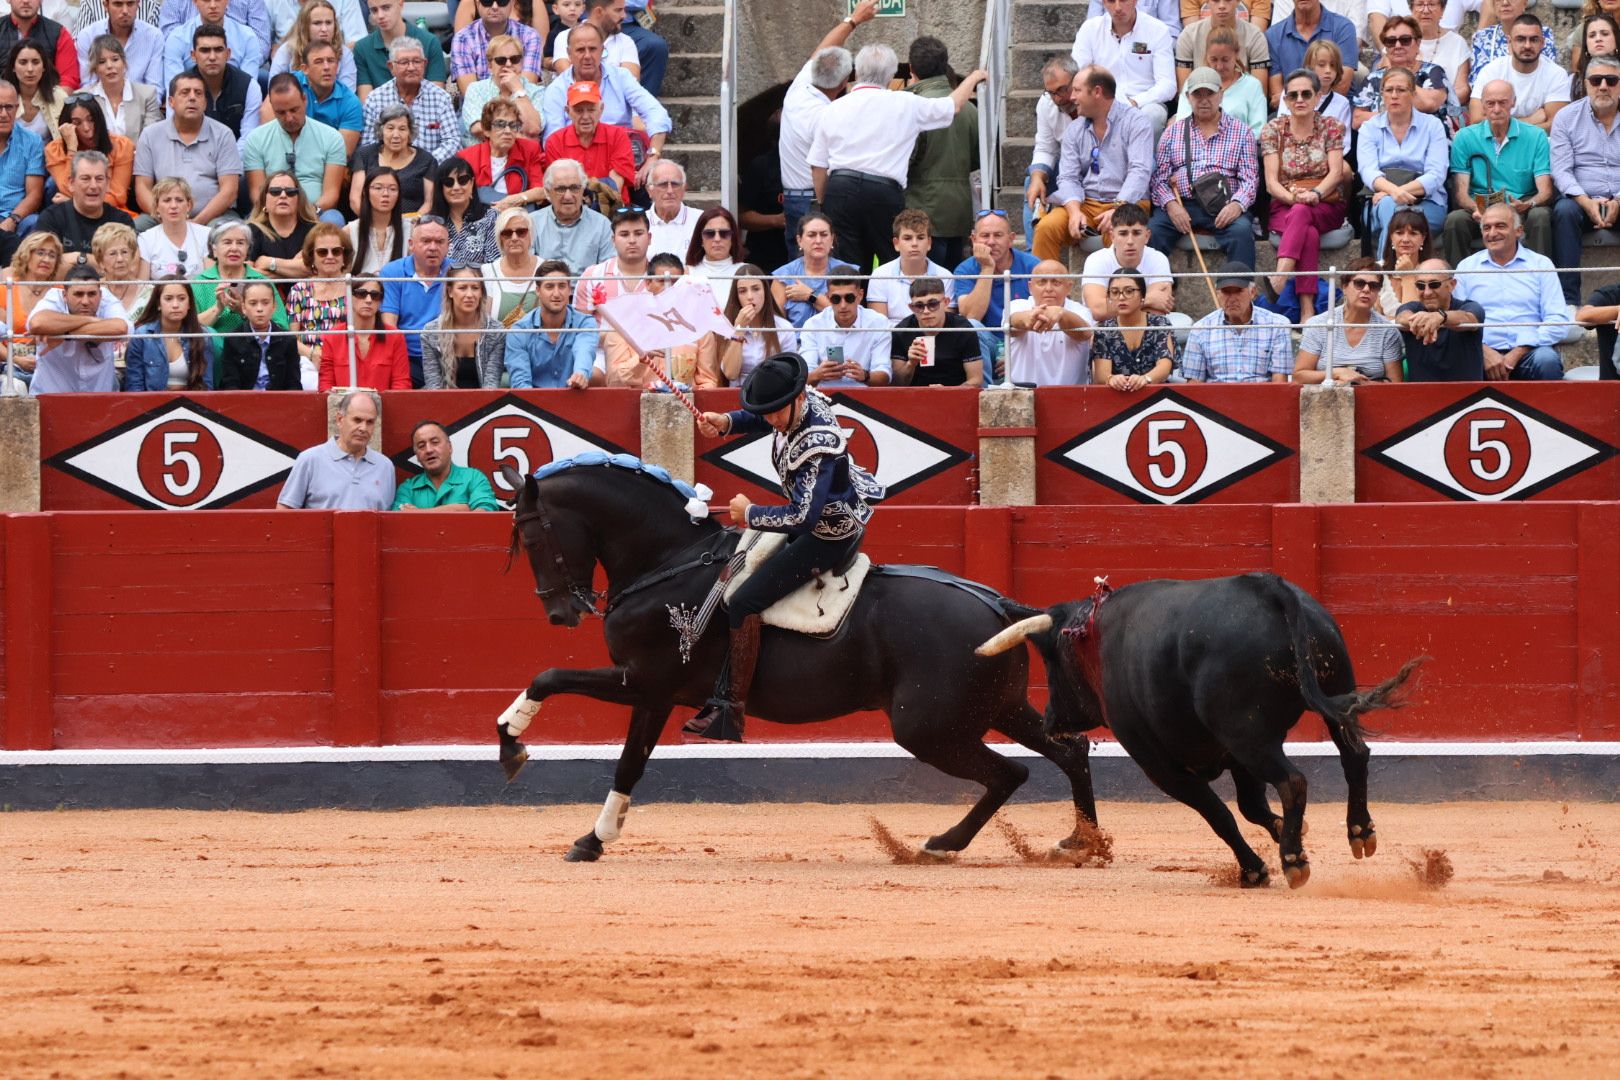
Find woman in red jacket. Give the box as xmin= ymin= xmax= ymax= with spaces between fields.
xmin=317 ymin=275 xmax=410 ymax=391
xmin=457 ymin=99 xmax=546 ymax=213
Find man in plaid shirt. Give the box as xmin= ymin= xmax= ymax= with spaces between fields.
xmin=1147 ymin=66 xmax=1259 ymax=268
xmin=451 ymin=0 xmax=545 ymax=94
xmin=1180 ymin=260 xmax=1294 ymax=382
xmin=362 ymin=37 xmax=463 ymax=162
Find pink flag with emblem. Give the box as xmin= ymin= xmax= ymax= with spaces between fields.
xmin=596 ymin=279 xmax=736 ymax=356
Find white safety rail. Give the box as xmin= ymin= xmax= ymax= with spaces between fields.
xmin=977 ymin=0 xmax=1012 ymax=214
xmin=718 ymin=0 xmax=738 ymax=213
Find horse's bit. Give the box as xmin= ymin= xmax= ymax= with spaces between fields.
xmin=513 ymin=497 xmax=604 ymax=617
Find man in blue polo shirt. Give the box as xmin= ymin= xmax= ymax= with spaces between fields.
xmin=380 ymin=216 xmax=449 ymax=388
xmin=0 ymin=80 xmax=44 ymax=262
xmin=1264 ymin=0 xmax=1357 ymax=104
xmin=951 ymin=209 xmax=1039 ymax=362
xmin=284 ymin=41 xmax=363 ymax=155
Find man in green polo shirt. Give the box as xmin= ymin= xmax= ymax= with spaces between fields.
xmin=1441 ymin=78 xmax=1554 ymax=266
xmin=358 ymin=0 xmax=450 ymax=101
xmin=394 ymin=421 xmax=501 ymax=511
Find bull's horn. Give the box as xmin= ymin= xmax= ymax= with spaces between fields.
xmin=975 ymin=614 xmax=1053 ymax=656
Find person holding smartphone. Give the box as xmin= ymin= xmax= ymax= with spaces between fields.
xmin=798 ymin=273 xmax=892 ymax=387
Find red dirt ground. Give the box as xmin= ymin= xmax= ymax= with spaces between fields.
xmin=3 ymin=800 xmax=1619 ymax=1078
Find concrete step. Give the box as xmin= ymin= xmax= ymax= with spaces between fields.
xmin=662 ymin=142 xmax=721 ymax=189
xmin=1011 ymin=42 xmax=1074 ymax=87
xmin=659 ymin=4 xmax=725 ymax=50
xmin=661 ymin=96 xmax=721 ymax=144
xmin=1004 ymin=89 xmax=1045 ymax=140
xmin=1000 ymin=136 xmax=1036 ymax=186
xmin=1011 ymin=0 xmax=1086 ymax=47
xmin=662 ymin=52 xmax=723 ymax=98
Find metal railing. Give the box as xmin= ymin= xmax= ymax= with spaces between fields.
xmin=718 ymin=0 xmax=739 ymax=212
xmin=977 ymin=0 xmax=1012 ymax=214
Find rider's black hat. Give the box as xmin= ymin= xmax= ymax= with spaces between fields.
xmin=739 ymin=351 xmax=808 ymax=414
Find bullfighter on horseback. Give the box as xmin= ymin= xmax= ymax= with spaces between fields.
xmin=687 ymin=351 xmax=885 ymax=743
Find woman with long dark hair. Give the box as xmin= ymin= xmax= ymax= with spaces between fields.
xmin=707 ymin=264 xmax=796 ymax=387
xmin=1571 ymin=14 xmax=1620 ymax=100
xmin=429 ymin=155 xmax=498 ymax=268
xmin=1378 ymin=206 xmax=1434 ymax=316
xmin=317 ymin=272 xmax=410 ymax=390
xmin=46 ymin=96 xmax=135 ymax=210
xmin=683 ymin=205 xmax=743 ymax=307
xmin=3 ymin=40 xmax=65 ymax=141
xmin=126 ymin=276 xmax=215 ymax=391
xmin=346 ymin=166 xmax=409 ymax=274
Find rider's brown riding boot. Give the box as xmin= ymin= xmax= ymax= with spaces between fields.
xmin=682 ymin=615 xmax=761 ymax=742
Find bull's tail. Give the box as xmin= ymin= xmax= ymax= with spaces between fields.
xmin=1275 ymin=579 xmax=1427 ymax=752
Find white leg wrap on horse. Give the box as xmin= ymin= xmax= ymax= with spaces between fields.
xmin=499 ymin=692 xmax=541 ymax=736
xmin=594 ymin=791 xmax=632 ymax=843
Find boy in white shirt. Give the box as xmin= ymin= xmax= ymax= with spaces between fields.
xmin=1078 ymin=202 xmax=1176 ymax=322
xmin=800 ymin=274 xmax=894 ymax=387
xmin=865 ymin=208 xmax=952 ymax=325
xmin=1006 ymin=259 xmax=1093 ymax=386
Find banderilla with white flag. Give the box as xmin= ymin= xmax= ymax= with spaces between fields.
xmin=596 ymin=279 xmax=737 ymax=422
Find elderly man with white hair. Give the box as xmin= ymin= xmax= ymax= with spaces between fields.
xmin=528 ymin=157 xmax=615 ymax=272
xmin=277 ymin=390 xmax=396 ymax=511
xmin=646 ymin=158 xmax=698 ymax=258
xmin=778 ymin=2 xmax=879 ymax=248
xmin=807 ymin=42 xmax=987 ymax=273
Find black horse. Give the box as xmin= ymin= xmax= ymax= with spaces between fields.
xmin=497 ymin=457 xmax=1097 ymax=862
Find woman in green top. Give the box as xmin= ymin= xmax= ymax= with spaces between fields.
xmin=192 ymin=220 xmax=289 ymax=370
xmin=1176 ymin=28 xmax=1269 ymax=135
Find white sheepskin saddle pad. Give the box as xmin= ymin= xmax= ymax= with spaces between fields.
xmin=722 ymin=530 xmax=871 ymax=636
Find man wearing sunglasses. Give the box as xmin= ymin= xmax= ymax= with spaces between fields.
xmin=798 ymin=275 xmax=892 ymax=387
xmin=1468 ymin=14 xmax=1568 ymax=134
xmin=451 ymin=0 xmax=543 ymax=94
xmin=891 ymin=276 xmax=983 ymax=387
xmin=1443 ymin=79 xmax=1553 ymax=266
xmin=1452 ymin=201 xmax=1566 ymax=380
xmin=1393 ymin=257 xmax=1485 ymax=381
xmin=1034 ymin=65 xmax=1154 ymax=262
xmin=1550 ymin=55 xmax=1620 ymax=305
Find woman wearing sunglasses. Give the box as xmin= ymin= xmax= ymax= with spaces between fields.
xmin=288 ymin=223 xmax=354 ymax=386
xmin=461 ymin=34 xmax=546 ymax=140
xmin=247 ymin=169 xmax=318 ymax=281
xmin=317 ymin=273 xmax=411 ymax=390
xmin=428 ymin=156 xmax=500 ymax=269
xmin=683 ymin=204 xmax=743 ymax=307
xmin=1262 ymin=68 xmax=1346 ymax=323
xmin=481 ymin=205 xmax=541 ymax=322
xmin=1292 ymin=257 xmax=1406 ymax=385
xmin=456 ymin=97 xmax=545 ymax=210
xmin=1352 ymin=16 xmax=1461 ymax=133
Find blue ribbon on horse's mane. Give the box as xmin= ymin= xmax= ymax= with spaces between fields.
xmin=533 ymin=452 xmax=713 ymax=521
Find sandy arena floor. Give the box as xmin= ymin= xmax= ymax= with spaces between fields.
xmin=2 ymin=800 xmax=1618 ymax=1079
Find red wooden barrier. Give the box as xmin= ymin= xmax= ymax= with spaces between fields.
xmin=5 ymin=503 xmax=1616 ymax=750
xmin=1035 ymin=386 xmax=1300 ymax=505
xmin=1356 ymin=384 xmax=1620 ymax=502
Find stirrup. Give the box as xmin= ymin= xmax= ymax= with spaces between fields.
xmin=682 ymin=698 xmax=745 ymax=742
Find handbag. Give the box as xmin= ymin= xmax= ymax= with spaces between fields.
xmin=1467 ymin=154 xmax=1511 ymax=214
xmin=1381 ymin=166 xmax=1421 ymax=189
xmin=478 ymin=165 xmax=528 ymax=206
xmin=1183 ymin=118 xmax=1233 ymax=216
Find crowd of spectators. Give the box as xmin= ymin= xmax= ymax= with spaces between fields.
xmin=5 ymin=0 xmax=1620 ymax=405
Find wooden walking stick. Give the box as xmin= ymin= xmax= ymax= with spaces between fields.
xmin=1178 ymin=197 xmax=1223 ymax=311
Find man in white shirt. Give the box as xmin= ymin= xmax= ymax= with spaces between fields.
xmin=1468 ymin=14 xmax=1568 ymax=133
xmin=645 ymin=157 xmax=697 ymax=259
xmin=1078 ymin=203 xmax=1175 ymax=321
xmin=866 ymin=207 xmax=951 ymax=324
xmin=808 ymin=42 xmax=986 ymax=273
xmin=1072 ymin=0 xmax=1178 ymax=137
xmin=1024 ymin=55 xmax=1080 ymax=243
xmin=1007 ymin=260 xmax=1093 ymax=386
xmin=778 ymin=1 xmax=875 ymax=249
xmin=800 ymin=274 xmax=893 ymax=387
xmin=552 ymin=0 xmax=640 ymax=80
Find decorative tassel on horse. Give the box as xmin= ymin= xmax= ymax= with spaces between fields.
xmin=668 ymin=531 xmax=766 ymax=663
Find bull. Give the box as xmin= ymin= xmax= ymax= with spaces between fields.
xmin=978 ymin=573 xmax=1425 ymax=888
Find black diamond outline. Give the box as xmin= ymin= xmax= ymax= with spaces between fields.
xmin=44 ymin=397 xmax=303 ymax=510
xmin=697 ymin=391 xmax=973 ymax=499
xmin=1362 ymin=386 xmax=1620 ymax=501
xmin=1044 ymin=389 xmax=1295 ymax=504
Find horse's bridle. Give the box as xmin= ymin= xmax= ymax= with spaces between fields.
xmin=512 ymin=495 xmax=605 ymax=616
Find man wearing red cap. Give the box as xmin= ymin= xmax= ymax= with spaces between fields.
xmin=542 ymin=80 xmax=635 ymax=200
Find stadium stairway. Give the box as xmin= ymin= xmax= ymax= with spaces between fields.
xmin=656 ymin=0 xmax=726 ymax=208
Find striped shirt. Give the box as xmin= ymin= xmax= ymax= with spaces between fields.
xmin=360 ymin=80 xmax=464 ymax=163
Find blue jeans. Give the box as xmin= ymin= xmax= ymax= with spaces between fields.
xmin=1509 ymin=345 xmax=1565 ymax=380
xmin=1552 ymin=195 xmax=1594 ymax=305
xmin=1148 ymin=202 xmax=1255 ymax=268
xmin=620 ymin=18 xmax=668 ymax=97
xmin=783 ymin=189 xmax=815 ymax=255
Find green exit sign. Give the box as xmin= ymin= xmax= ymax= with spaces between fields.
xmin=850 ymin=0 xmax=906 ymax=15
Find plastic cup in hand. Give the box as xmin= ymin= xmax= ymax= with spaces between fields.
xmin=920 ymin=336 xmax=936 ymax=367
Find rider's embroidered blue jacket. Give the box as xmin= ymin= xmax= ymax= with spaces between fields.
xmin=725 ymin=391 xmax=884 ymax=540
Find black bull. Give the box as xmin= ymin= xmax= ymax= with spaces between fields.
xmin=978 ymin=573 xmax=1426 ymax=888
